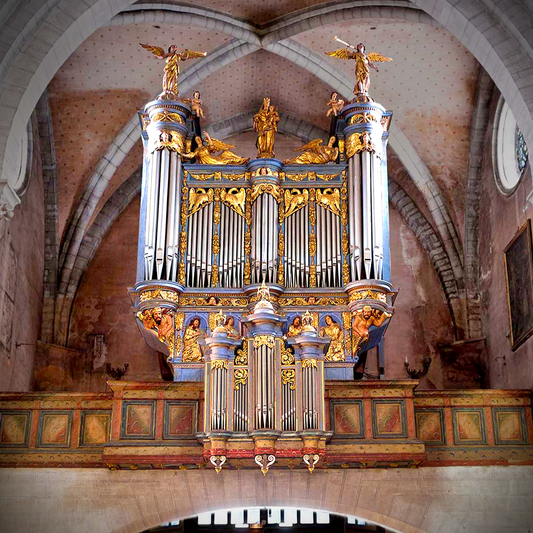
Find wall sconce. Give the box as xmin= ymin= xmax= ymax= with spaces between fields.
xmin=105 ymin=363 xmax=129 ymax=380
xmin=404 ymin=356 xmax=431 ymax=379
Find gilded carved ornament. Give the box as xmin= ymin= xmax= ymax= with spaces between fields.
xmin=283 ymin=137 xmax=338 ymax=165
xmin=281 ymin=172 xmax=340 ymax=182
xmin=184 ymin=171 xmax=249 ymax=182
xmin=188 ymin=188 xmax=214 ymax=217
xmin=348 ymin=113 xmax=378 ymax=125
xmin=316 ymin=188 xmax=341 ymax=217
xmin=351 ymin=305 xmax=391 ymax=355
xmin=178 ymin=296 xmax=248 ymax=307
xmin=153 ymin=130 xmax=184 ymax=154
xmin=302 ymin=359 xmax=318 ymax=369
xmin=234 ymin=368 xmax=248 ymax=390
xmin=251 ymin=183 xmax=282 ymax=204
xmin=253 ymin=335 xmax=275 ymax=349
xmin=211 ymin=360 xmax=229 ymax=370
xmin=234 ymin=342 xmax=248 ymax=366
xmin=284 ymin=188 xmax=309 ymax=218
xmin=220 ymin=188 xmax=246 ymax=217
xmin=139 ymin=289 xmax=179 ymax=303
xmin=152 ymin=111 xmax=184 ymax=124
xmin=281 ymin=369 xmax=296 ymax=390
xmin=349 ymin=290 xmax=387 ymax=303
xmin=278 ymin=296 xmax=347 ymax=306
xmin=280 ymin=340 xmax=295 ymax=365
xmin=345 ymin=131 xmax=381 ymax=159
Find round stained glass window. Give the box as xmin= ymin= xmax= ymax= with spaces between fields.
xmin=493 ymin=98 xmax=529 ymax=195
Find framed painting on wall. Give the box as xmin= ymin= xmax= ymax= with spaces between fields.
xmin=504 ymin=219 xmax=533 ymax=350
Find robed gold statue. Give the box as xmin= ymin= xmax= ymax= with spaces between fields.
xmin=140 ymin=44 xmax=207 ymax=98
xmin=326 ymin=37 xmax=391 ymax=100
xmin=253 ymin=97 xmax=280 ymax=158
xmin=283 ymin=137 xmax=338 ymax=165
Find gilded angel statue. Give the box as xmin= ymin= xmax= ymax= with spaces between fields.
xmin=253 ymin=97 xmax=280 ymax=158
xmin=283 ymin=137 xmax=338 ymax=165
xmin=182 ymin=132 xmax=250 ymax=165
xmin=326 ymin=37 xmax=392 ymax=99
xmin=140 ymin=44 xmax=207 ymax=98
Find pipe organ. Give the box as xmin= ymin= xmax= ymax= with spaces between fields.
xmin=131 ymin=91 xmax=398 ymax=474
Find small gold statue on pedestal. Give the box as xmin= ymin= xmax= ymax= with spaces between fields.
xmin=253 ymin=97 xmax=280 ymax=158
xmin=326 ymin=37 xmax=391 ymax=101
xmin=140 ymin=44 xmax=207 ymax=99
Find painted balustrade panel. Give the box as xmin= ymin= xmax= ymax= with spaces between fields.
xmin=0 ymin=382 xmax=531 ymax=469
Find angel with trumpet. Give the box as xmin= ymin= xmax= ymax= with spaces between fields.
xmin=326 ymin=37 xmax=391 ymax=99
xmin=283 ymin=136 xmax=338 ymax=165
xmin=140 ymin=44 xmax=206 ymax=98
xmin=182 ymin=132 xmax=250 ymax=165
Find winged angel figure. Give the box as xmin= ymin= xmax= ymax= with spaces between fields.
xmin=326 ymin=39 xmax=392 ymax=98
xmin=140 ymin=44 xmax=206 ymax=98
xmin=284 ymin=137 xmax=338 ymax=165
xmin=183 ymin=132 xmax=250 ymax=165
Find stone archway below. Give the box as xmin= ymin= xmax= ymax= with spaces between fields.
xmin=1 ymin=466 xmax=532 ymax=533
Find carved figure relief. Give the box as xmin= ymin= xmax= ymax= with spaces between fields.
xmin=319 ymin=315 xmax=346 ymax=361
xmin=182 ymin=317 xmax=206 ymax=362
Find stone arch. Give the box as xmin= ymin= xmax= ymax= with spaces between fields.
xmin=1 ymin=466 xmax=531 ymax=533
xmin=3 ymin=0 xmax=533 ymax=222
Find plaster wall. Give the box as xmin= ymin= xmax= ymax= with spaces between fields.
xmin=66 ymin=195 xmax=453 ymax=390
xmin=479 ymin=99 xmax=533 ymax=390
xmin=0 ymin=120 xmax=45 ymax=391
xmin=0 ymin=466 xmax=532 ymax=533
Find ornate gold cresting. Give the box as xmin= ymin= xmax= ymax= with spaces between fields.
xmin=349 ymin=289 xmax=387 ymax=303
xmin=139 ymin=289 xmax=179 ymax=303
xmin=282 ymin=172 xmax=340 ymax=182
xmin=185 ymin=171 xmax=249 ymax=181
xmin=251 ymin=183 xmax=282 ymax=204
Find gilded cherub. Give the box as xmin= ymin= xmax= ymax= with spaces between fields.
xmin=182 ymin=132 xmax=250 ymax=165
xmin=326 ymin=91 xmax=345 ymax=117
xmin=326 ymin=38 xmax=392 ymax=99
xmin=283 ymin=137 xmax=338 ymax=165
xmin=140 ymin=44 xmax=206 ymax=98
xmin=351 ymin=306 xmax=391 ymax=355
xmin=191 ymin=91 xmax=205 ymax=118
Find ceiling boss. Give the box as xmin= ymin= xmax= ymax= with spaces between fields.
xmin=140 ymin=44 xmax=207 ymax=99
xmin=326 ymin=37 xmax=392 ymax=102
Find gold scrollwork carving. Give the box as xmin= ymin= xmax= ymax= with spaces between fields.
xmin=185 ymin=171 xmax=249 ymax=182
xmin=348 ymin=113 xmax=378 ymax=125
xmin=253 ymin=335 xmax=275 ymax=349
xmin=234 ymin=368 xmax=248 ymax=389
xmin=211 ymin=360 xmax=229 ymax=370
xmin=251 ymin=183 xmax=282 ymax=204
xmin=316 ymin=188 xmax=341 ymax=217
xmin=235 ymin=342 xmax=248 ymax=366
xmin=342 ymin=311 xmax=352 ymax=356
xmin=280 ymin=340 xmax=295 ymax=365
xmin=178 ymin=296 xmax=248 ymax=307
xmin=152 ymin=111 xmax=184 ymax=124
xmin=302 ymin=359 xmax=318 ymax=369
xmin=349 ymin=290 xmax=387 ymax=303
xmin=139 ymin=289 xmax=179 ymax=303
xmin=281 ymin=369 xmax=296 ymax=390
xmin=284 ymin=172 xmax=340 ymax=182
xmin=220 ymin=187 xmax=246 ymax=217
xmin=284 ymin=188 xmax=309 ymax=218
xmin=345 ymin=131 xmax=381 ymax=159
xmin=188 ymin=188 xmax=214 ymax=217
xmin=278 ymin=296 xmax=347 ymax=306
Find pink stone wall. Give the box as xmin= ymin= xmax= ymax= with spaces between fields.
xmin=479 ymin=98 xmax=533 ymax=389
xmin=0 ymin=120 xmax=45 ymax=391
xmin=68 ymin=196 xmax=160 ymax=391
